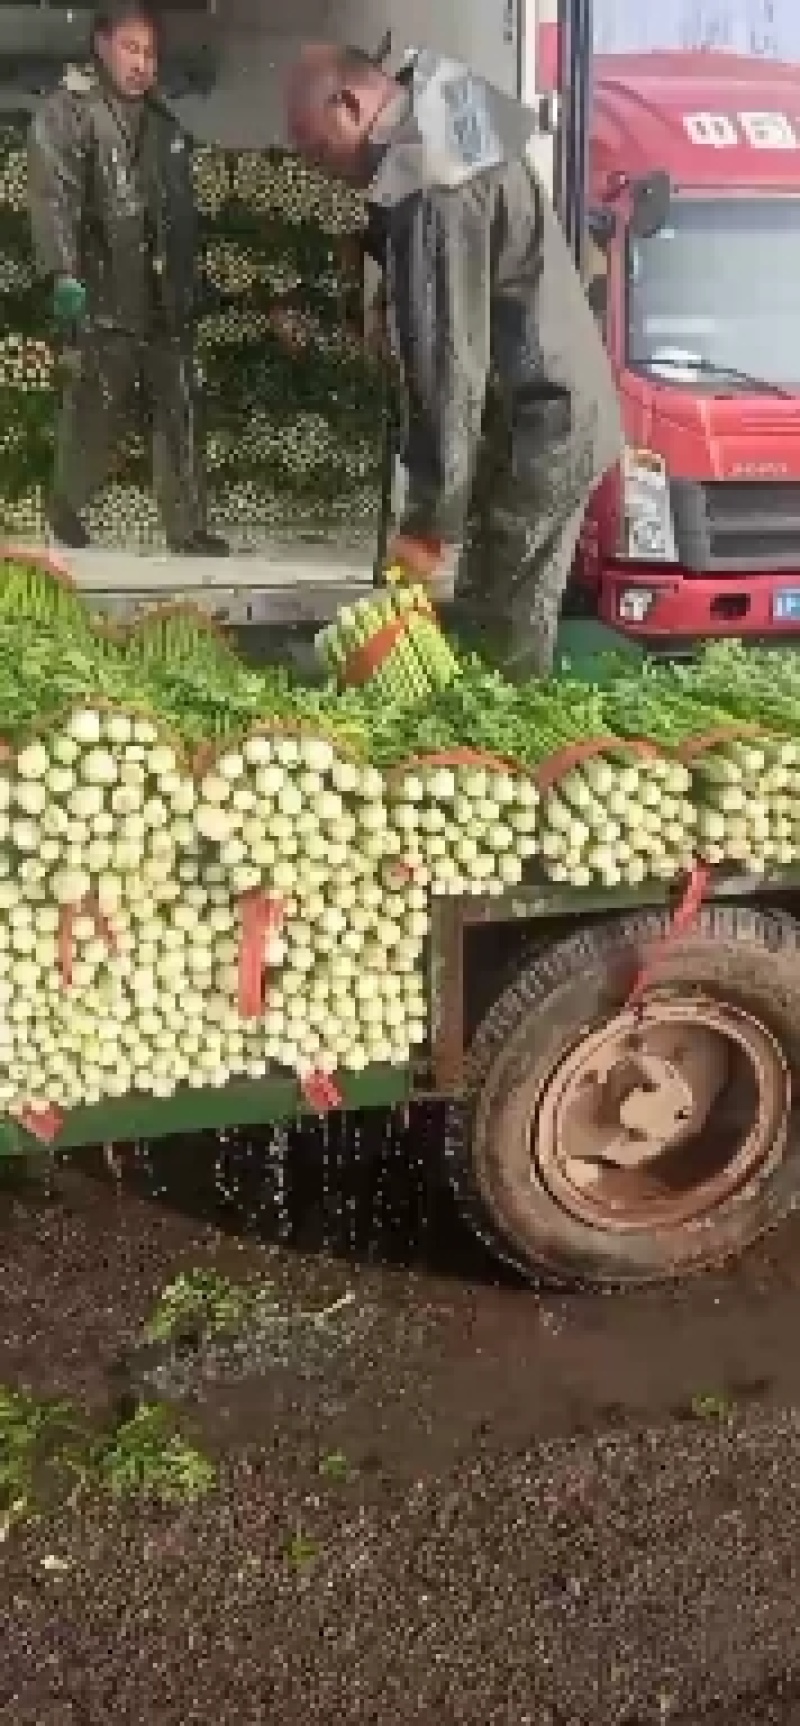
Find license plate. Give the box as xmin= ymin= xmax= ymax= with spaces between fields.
xmin=773 ymin=588 xmax=800 ymax=621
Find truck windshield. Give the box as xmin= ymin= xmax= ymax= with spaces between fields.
xmin=626 ymin=195 xmax=800 ymax=390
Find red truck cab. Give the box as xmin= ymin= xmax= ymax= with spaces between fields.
xmin=579 ymin=51 xmax=800 ymax=643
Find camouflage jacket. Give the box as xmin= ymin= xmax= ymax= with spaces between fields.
xmin=367 ymin=50 xmax=622 ymax=540
xmin=27 ymin=61 xmax=197 ymax=336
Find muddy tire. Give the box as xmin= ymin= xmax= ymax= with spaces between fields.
xmin=446 ymin=906 xmax=800 ymax=1289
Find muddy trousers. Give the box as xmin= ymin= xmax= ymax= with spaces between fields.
xmin=451 ymin=401 xmax=590 ymax=680
xmin=52 ymin=333 xmax=207 ymax=544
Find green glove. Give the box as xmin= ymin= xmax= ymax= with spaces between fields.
xmin=52 ymin=276 xmax=87 ymax=329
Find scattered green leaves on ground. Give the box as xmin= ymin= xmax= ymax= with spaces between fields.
xmin=92 ymin=1401 xmax=216 ymax=1500
xmin=0 ymin=1384 xmax=88 ymax=1524
xmin=689 ymin=1391 xmax=734 ymax=1422
xmin=0 ymin=1384 xmax=215 ymax=1531
xmin=143 ymin=1266 xmax=356 ymax=1351
xmin=143 ymin=1268 xmax=272 ymax=1344
xmin=318 ymin=1448 xmax=350 ymax=1482
xmin=285 ymin=1528 xmax=319 ymax=1567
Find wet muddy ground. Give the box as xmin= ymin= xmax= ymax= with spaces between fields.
xmin=3 ymin=1107 xmax=800 ymax=1724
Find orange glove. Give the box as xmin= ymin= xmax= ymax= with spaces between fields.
xmin=385 ymin=533 xmax=444 ymax=581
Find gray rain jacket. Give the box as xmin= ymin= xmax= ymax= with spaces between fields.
xmin=367 ymin=50 xmax=622 ymax=544
xmin=27 ymin=62 xmax=198 ymax=338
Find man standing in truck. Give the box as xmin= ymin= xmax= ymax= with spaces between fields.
xmin=26 ymin=0 xmax=228 ymax=555
xmin=285 ymin=41 xmax=622 ymax=676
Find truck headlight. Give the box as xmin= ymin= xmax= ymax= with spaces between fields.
xmin=622 ymin=447 xmax=677 ymax=562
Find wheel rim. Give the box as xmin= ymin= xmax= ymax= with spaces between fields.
xmin=532 ymin=993 xmax=790 ymax=1234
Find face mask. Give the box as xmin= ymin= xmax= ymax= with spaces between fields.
xmin=361 ymin=86 xmax=412 ymax=181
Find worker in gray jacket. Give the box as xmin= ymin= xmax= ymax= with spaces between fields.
xmin=26 ymin=0 xmax=227 ymax=554
xmin=286 ymin=42 xmax=622 ymax=676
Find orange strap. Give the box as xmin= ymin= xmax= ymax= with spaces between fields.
xmin=626 ymin=863 xmax=711 ymax=1004
xmin=341 ymin=616 xmax=409 ymax=688
xmin=300 ymin=1071 xmax=343 ymax=1112
xmin=0 ymin=546 xmax=73 ymax=582
xmin=13 ymin=1104 xmax=64 ymax=1144
xmin=677 ymin=724 xmax=770 ymax=760
xmin=391 ymin=745 xmax=526 ymax=778
xmin=533 ymin=735 xmax=658 ymax=793
xmin=58 ymin=900 xmax=118 ymax=988
xmin=237 ymin=890 xmax=285 ymax=1019
xmin=386 ymin=860 xmax=424 ymax=885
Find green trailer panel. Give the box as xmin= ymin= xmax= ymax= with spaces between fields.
xmin=451 ymin=866 xmax=800 ymax=925
xmin=1 ymin=1063 xmax=413 ymax=1159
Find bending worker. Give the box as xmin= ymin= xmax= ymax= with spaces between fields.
xmin=286 ymin=42 xmax=622 ymax=677
xmin=26 ymin=0 xmax=227 ymax=555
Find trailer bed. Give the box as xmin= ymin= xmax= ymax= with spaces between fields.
xmin=4 ymin=862 xmax=797 ymax=1164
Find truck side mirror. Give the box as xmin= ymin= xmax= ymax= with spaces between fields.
xmin=589 ymin=209 xmax=616 ymax=252
xmin=584 ymin=276 xmax=611 ymax=326
xmin=586 ymin=275 xmax=608 ymax=321
xmin=585 ymin=221 xmax=610 ymax=330
xmin=630 ymin=171 xmax=671 ymax=239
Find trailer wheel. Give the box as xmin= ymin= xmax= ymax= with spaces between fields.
xmin=447 ymin=906 xmax=800 ymax=1288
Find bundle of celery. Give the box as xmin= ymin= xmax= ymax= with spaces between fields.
xmin=458 ymin=678 xmax=694 ymax=888
xmin=602 ymin=654 xmax=800 ymax=872
xmin=385 ymin=760 xmax=538 ymax=896
xmin=314 ymin=584 xmax=460 ymax=703
xmin=686 ymin=735 xmax=800 ymax=870
xmin=0 ymin=571 xmax=430 ymax=1113
xmin=0 ymin=710 xmax=431 ymax=1114
xmin=539 ymin=748 xmax=696 ymax=888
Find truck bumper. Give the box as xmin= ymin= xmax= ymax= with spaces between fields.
xmin=597 ymin=562 xmax=800 ymax=637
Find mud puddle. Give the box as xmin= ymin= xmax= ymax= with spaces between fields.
xmin=5 ymin=1108 xmax=800 ymax=1492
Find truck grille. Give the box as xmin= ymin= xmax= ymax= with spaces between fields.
xmin=671 ymin=479 xmax=800 ymax=573
xmin=704 ymin=482 xmax=800 ymax=565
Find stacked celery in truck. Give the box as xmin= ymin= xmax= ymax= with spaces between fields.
xmin=6 ymin=547 xmax=800 ymax=1292
xmin=3 ymin=550 xmax=800 ymax=1096
xmin=0 ymin=557 xmax=779 ymax=1105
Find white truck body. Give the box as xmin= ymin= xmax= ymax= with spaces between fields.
xmin=3 ymin=0 xmax=556 ymax=624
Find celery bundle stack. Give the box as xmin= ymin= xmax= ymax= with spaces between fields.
xmin=5 ymin=556 xmax=800 ymax=1126
xmin=685 ymin=736 xmax=800 ymax=870
xmin=539 ymin=750 xmax=696 ymax=888
xmin=385 ymin=760 xmax=538 ymax=896
xmin=0 ymin=705 xmax=431 ymax=1116
xmin=602 ymin=652 xmax=800 ymax=873
xmin=314 ymin=585 xmax=460 ymax=704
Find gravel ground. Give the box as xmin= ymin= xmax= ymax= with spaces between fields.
xmin=4 ymin=1123 xmax=800 ymax=1725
